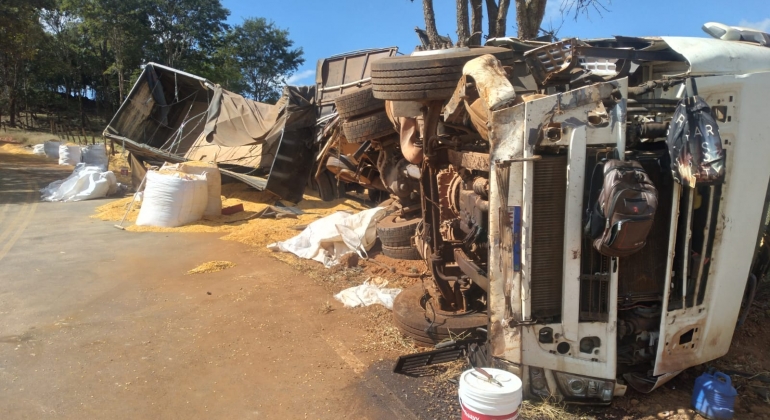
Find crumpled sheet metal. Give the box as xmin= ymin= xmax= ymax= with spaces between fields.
xmin=462 ymin=54 xmax=517 ymax=111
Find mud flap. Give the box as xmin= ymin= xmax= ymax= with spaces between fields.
xmin=264 ymin=128 xmax=315 ymax=203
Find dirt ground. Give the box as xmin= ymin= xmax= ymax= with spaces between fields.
xmin=2 ymin=139 xmax=770 ymax=419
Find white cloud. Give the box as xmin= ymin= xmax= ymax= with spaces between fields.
xmin=284 ymin=69 xmax=315 ymax=85
xmin=738 ymin=18 xmax=770 ymax=32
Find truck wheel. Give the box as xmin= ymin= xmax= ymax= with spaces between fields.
xmin=392 ymin=285 xmax=487 ymax=346
xmin=334 ymin=87 xmax=384 ymax=119
xmin=342 ymin=111 xmax=395 ymax=143
xmin=376 ymin=214 xmax=420 ymax=247
xmin=371 ymin=47 xmax=515 ymax=101
xmin=314 ymin=170 xmax=340 ymax=202
xmin=381 ymin=245 xmax=421 ymax=260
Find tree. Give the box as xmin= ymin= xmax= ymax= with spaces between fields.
xmin=456 ymin=0 xmax=470 ymax=47
xmin=227 ymin=18 xmax=304 ymax=103
xmin=469 ymin=0 xmax=483 ymax=45
xmin=427 ymin=0 xmax=610 ymax=48
xmin=72 ymin=0 xmax=151 ymax=103
xmin=422 ymin=0 xmax=442 ymax=49
xmin=147 ymin=0 xmax=230 ymax=69
xmin=514 ymin=0 xmax=545 ymax=40
xmin=0 ymin=0 xmax=50 ymax=126
xmin=485 ymin=0 xmax=511 ymax=39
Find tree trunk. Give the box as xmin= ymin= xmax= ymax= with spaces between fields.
xmin=456 ymin=0 xmax=470 ymax=47
xmin=470 ymin=0 xmax=483 ymax=45
xmin=9 ymin=96 xmax=16 ymax=128
xmin=422 ymin=0 xmax=441 ymax=49
xmin=485 ymin=0 xmax=499 ymax=38
xmin=118 ymin=71 xmax=125 ymax=104
xmin=495 ymin=0 xmax=511 ymax=37
xmin=515 ymin=0 xmax=547 ymax=40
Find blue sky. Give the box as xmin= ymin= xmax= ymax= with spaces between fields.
xmin=221 ymin=0 xmax=770 ymax=85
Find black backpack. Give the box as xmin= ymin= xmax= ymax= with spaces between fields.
xmin=585 ymin=159 xmax=659 ymax=258
xmin=666 ymin=79 xmax=726 ymax=187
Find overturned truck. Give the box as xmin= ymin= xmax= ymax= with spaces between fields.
xmin=104 ymin=47 xmax=397 ymax=203
xmin=379 ymin=33 xmax=770 ymax=403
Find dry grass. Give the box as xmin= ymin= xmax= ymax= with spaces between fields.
xmin=357 ymin=305 xmax=418 ymax=354
xmin=319 ymin=301 xmax=334 ymax=314
xmin=186 ymin=260 xmax=235 ymax=275
xmin=519 ymin=399 xmax=580 ymax=420
xmin=0 ymin=127 xmax=60 ymax=146
xmin=433 ymin=360 xmax=467 ymax=383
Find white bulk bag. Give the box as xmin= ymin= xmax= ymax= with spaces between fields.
xmin=59 ymin=145 xmax=82 ymax=166
xmin=178 ymin=162 xmax=221 ymax=217
xmin=160 ymin=161 xmax=222 ymax=217
xmin=32 ymin=144 xmax=46 ymax=155
xmin=135 ymin=170 xmax=208 ymax=227
xmin=40 ymin=164 xmax=118 ymax=202
xmin=82 ymin=143 xmax=109 ymax=170
xmin=44 ymin=141 xmax=61 ymax=158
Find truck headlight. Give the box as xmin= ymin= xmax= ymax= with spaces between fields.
xmin=529 ymin=367 xmax=550 ymax=398
xmin=554 ymin=372 xmax=614 ymax=402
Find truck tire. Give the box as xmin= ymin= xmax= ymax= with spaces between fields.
xmin=334 ymin=87 xmax=384 ymax=119
xmin=392 ymin=285 xmax=488 ymax=346
xmin=371 ymin=47 xmax=515 ymax=101
xmin=376 ymin=214 xmax=420 ymax=247
xmin=314 ymin=169 xmax=340 ymax=202
xmin=381 ymin=244 xmax=421 ymax=260
xmin=342 ymin=111 xmax=395 ymax=143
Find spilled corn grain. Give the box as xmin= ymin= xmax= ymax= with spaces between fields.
xmin=187 ymin=261 xmax=235 ymax=275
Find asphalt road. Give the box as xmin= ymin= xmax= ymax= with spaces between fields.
xmin=0 ymin=151 xmax=423 ymax=419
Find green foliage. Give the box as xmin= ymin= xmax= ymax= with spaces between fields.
xmin=227 ymin=17 xmax=305 ymax=103
xmin=0 ymin=0 xmax=304 ymax=126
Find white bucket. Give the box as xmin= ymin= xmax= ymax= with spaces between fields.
xmin=459 ymin=368 xmax=522 ymax=420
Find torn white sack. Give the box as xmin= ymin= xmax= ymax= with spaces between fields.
xmin=266 ymin=207 xmax=386 ymax=267
xmin=334 ymin=279 xmax=402 ymax=310
xmin=40 ymin=164 xmax=119 ymax=202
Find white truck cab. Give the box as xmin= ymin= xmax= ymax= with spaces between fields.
xmin=484 ymin=36 xmax=770 ymax=403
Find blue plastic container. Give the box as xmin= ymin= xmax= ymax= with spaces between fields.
xmin=692 ymin=370 xmax=738 ymax=419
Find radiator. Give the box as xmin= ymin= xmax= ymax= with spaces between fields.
xmin=530 ymin=155 xmax=568 ymax=319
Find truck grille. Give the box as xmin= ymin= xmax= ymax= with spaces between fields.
xmin=618 ymin=155 xmax=673 ymax=302
xmin=530 ymin=155 xmax=568 ymax=319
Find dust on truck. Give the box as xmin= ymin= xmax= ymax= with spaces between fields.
xmin=373 ymin=30 xmax=770 ymax=403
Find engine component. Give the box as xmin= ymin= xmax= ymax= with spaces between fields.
xmin=377 ymin=147 xmax=420 ymax=201
xmin=457 ymin=189 xmax=489 ymax=236
xmin=454 ymin=248 xmax=489 ymax=292
xmin=437 ymin=168 xmax=462 ymax=221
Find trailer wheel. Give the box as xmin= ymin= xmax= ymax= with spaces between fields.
xmin=334 ymin=87 xmax=384 ymax=119
xmin=342 ymin=111 xmax=395 ymax=143
xmin=392 ymin=285 xmax=487 ymax=346
xmin=314 ymin=169 xmax=341 ymax=202
xmin=371 ymin=47 xmax=515 ymax=101
xmin=376 ymin=214 xmax=420 ymax=247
